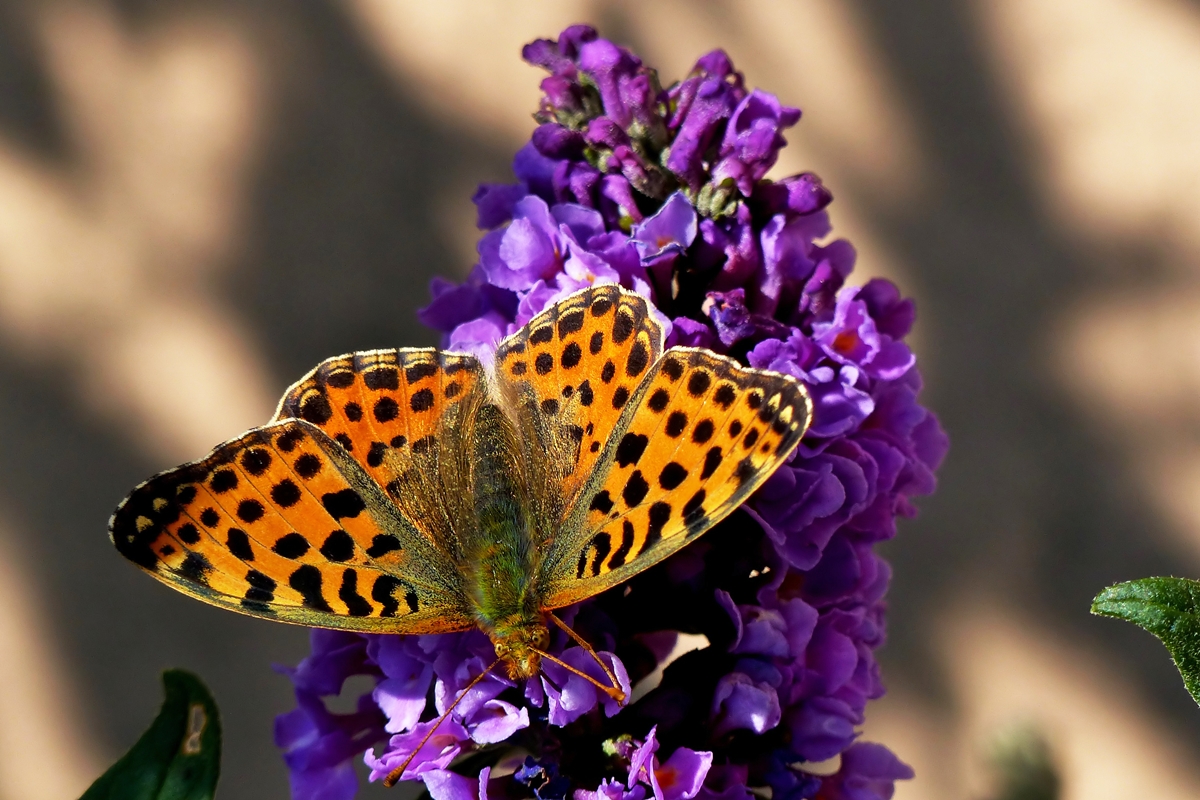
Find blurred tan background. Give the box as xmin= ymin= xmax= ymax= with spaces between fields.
xmin=1 ymin=1 xmax=1199 ymax=798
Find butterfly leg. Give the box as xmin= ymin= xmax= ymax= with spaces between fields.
xmin=543 ymin=611 xmax=627 ymax=704
xmin=383 ymin=656 xmax=503 ymax=787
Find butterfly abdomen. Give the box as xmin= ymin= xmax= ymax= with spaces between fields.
xmin=466 ymin=404 xmax=541 ymax=631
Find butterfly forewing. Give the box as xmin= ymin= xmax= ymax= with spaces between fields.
xmin=275 ymin=349 xmax=487 ymax=561
xmin=493 ymin=284 xmax=665 ymax=537
xmin=111 ymin=422 xmax=474 ymax=635
xmin=536 ymin=347 xmax=812 ymax=608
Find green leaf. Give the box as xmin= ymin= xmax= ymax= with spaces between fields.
xmin=80 ymin=669 xmax=221 ymax=800
xmin=1092 ymin=577 xmax=1200 ymax=706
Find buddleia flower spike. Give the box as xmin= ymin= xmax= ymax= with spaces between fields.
xmin=108 ymin=22 xmax=946 ymax=800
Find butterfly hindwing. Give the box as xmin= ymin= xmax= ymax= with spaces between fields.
xmin=536 ymin=347 xmax=812 ymax=608
xmin=275 ymin=348 xmax=487 ymax=560
xmin=493 ymin=285 xmax=665 ymax=535
xmin=110 ymin=419 xmax=474 ymax=634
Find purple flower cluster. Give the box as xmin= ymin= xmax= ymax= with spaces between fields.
xmin=276 ymin=25 xmax=945 ymax=800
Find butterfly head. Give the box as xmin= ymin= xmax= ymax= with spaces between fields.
xmin=490 ymin=618 xmax=550 ymax=680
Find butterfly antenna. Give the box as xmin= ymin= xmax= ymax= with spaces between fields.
xmin=383 ymin=656 xmax=503 ymax=788
xmin=541 ymin=612 xmax=627 ymax=704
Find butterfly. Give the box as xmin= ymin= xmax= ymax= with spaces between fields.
xmin=110 ymin=284 xmax=811 ymax=761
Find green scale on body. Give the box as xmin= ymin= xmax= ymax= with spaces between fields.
xmin=467 ymin=402 xmax=550 ymax=679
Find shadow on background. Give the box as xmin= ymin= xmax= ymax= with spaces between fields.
xmin=849 ymin=0 xmax=1200 ymax=729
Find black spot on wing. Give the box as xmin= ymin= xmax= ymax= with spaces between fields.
xmin=322 ymin=489 xmax=365 ymax=519
xmin=623 ymin=470 xmax=649 ymax=508
xmin=339 ymin=569 xmax=372 ymax=616
xmin=364 ymin=367 xmax=400 ymax=391
xmin=295 ymin=453 xmax=322 ymax=479
xmin=366 ymin=534 xmax=402 ymax=557
xmin=616 ymin=433 xmax=649 ymax=467
xmin=210 ymin=469 xmax=237 ymax=494
xmin=609 ymin=520 xmax=635 ymax=569
xmin=405 ymin=362 xmax=437 ymax=383
xmin=659 ymin=462 xmax=688 ymax=490
xmin=646 ymin=502 xmax=672 ymax=544
xmin=320 ymin=529 xmax=355 ymax=562
xmin=683 ymin=490 xmax=707 ymax=527
xmin=410 ymin=388 xmax=435 ymax=412
xmin=236 ymin=499 xmax=264 ymax=523
xmin=177 ymin=523 xmax=201 ymax=545
xmin=588 ymin=532 xmax=611 ymax=577
xmin=665 ymin=411 xmax=688 ymax=437
xmin=289 ymin=565 xmax=331 ymax=611
xmin=590 ymin=490 xmax=615 ymax=514
xmin=226 ymin=528 xmax=254 ymax=560
xmin=562 ymin=342 xmax=582 ymax=369
xmin=661 ymin=357 xmax=684 ymax=381
xmin=374 ymin=397 xmax=400 ymax=423
xmin=241 ymin=448 xmax=272 ymax=475
xmin=612 ymin=311 xmax=635 ymax=344
xmin=713 ymin=383 xmax=737 ymax=409
xmin=701 ymin=447 xmax=724 ymax=480
xmin=367 ymin=442 xmax=388 ymax=468
xmin=626 ymin=339 xmax=649 ymax=376
xmin=300 ymin=395 xmax=333 ymax=425
xmin=372 ymin=575 xmax=402 ymax=617
xmin=273 ymin=533 xmax=310 ymax=559
xmin=276 ymin=429 xmax=304 ymax=452
xmin=243 ymin=569 xmax=276 ymax=604
xmin=178 ymin=552 xmax=212 ymax=586
xmin=558 ymin=309 xmax=585 ymax=337
xmin=687 ymin=371 xmax=711 ymax=397
xmin=271 ymin=479 xmax=302 ymax=508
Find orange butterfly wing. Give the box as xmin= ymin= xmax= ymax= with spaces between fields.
xmin=492 ymin=284 xmax=665 ymax=540
xmin=537 ymin=346 xmax=812 ymax=608
xmin=110 ymin=419 xmax=473 ymax=633
xmin=111 ymin=348 xmax=493 ymax=634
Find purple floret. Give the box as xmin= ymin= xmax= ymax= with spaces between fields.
xmin=277 ymin=23 xmax=943 ymax=800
